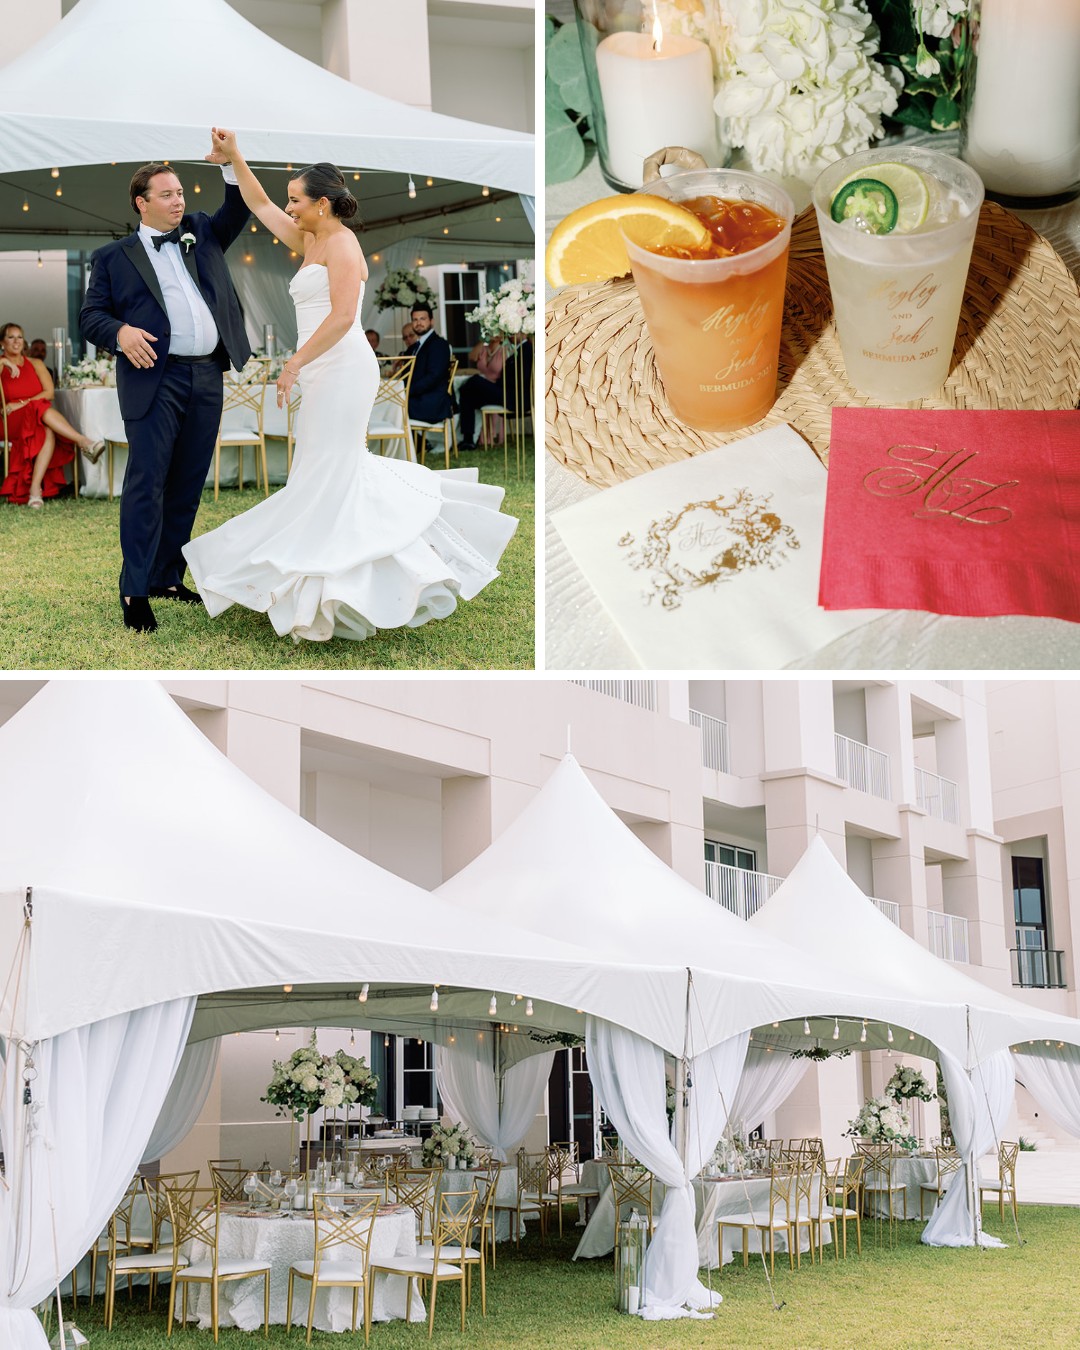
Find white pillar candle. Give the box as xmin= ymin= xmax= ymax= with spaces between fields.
xmin=596 ymin=29 xmax=721 ymax=188
xmin=963 ymin=0 xmax=1080 ymax=197
xmin=627 ymin=1285 xmax=640 ymax=1315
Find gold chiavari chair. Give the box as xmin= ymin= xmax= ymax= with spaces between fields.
xmin=857 ymin=1142 xmax=907 ymax=1230
xmin=546 ymin=1142 xmax=600 ymax=1235
xmin=166 ymin=1189 xmax=271 ymax=1342
xmin=386 ymin=1166 xmax=440 ymax=1243
xmin=607 ymin=1161 xmax=655 ymax=1254
xmin=480 ymin=337 xmax=532 ymax=477
xmin=285 ymin=387 xmax=302 ymax=476
xmin=718 ymin=1166 xmax=808 ymax=1276
xmin=103 ymin=1178 xmax=187 ymax=1330
xmin=413 ymin=357 xmax=459 ymax=469
xmin=369 ymin=356 xmax=416 ymax=461
xmin=207 ymin=1162 xmax=247 ymax=1203
xmin=76 ymin=1175 xmax=150 ymax=1308
xmin=600 ymin=1135 xmax=620 ymax=1161
xmin=816 ymin=1157 xmax=863 ymax=1260
xmin=468 ymin=1162 xmax=502 ymax=1281
xmin=510 ymin=1151 xmax=560 ymax=1246
xmin=213 ymin=357 xmax=271 ymax=500
xmin=370 ymin=1190 xmax=478 ymax=1338
xmin=142 ymin=1170 xmax=201 ymax=1305
xmin=415 ymin=1173 xmax=496 ymax=1317
xmin=920 ymin=1146 xmax=962 ymax=1218
xmin=287 ymin=1193 xmax=380 ymax=1345
xmin=979 ymin=1140 xmax=1020 ymax=1224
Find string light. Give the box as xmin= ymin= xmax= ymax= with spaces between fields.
xmin=495 ymin=216 xmax=502 ymax=222
xmin=426 ymin=177 xmax=433 ymax=186
xmin=442 ymin=227 xmax=449 ymax=235
xmin=350 ymin=1029 xmax=355 ymax=1045
xmin=860 ymin=1021 xmax=867 ymax=1043
xmin=803 ymin=1018 xmax=810 ymax=1035
xmin=416 ymin=257 xmax=424 ymax=266
xmin=481 ymin=185 xmax=490 ymax=197
xmin=50 ymin=167 xmax=59 ymax=178
xmin=772 ymin=1021 xmax=779 ymax=1029
xmin=283 ymin=984 xmax=292 ymax=993
xmin=243 ymin=253 xmax=253 ymax=263
xmin=887 ymin=1026 xmax=894 ymax=1043
xmin=430 ymin=988 xmax=439 ymax=1011
xmin=272 ymin=237 xmax=279 ymax=245
xmin=408 ymin=177 xmax=416 ymax=199
xmin=36 ymin=252 xmax=43 ymax=268
xmin=353 ymin=173 xmax=360 ymax=181
xmin=384 ymin=1035 xmax=389 ymax=1048
xmin=525 ymin=999 xmax=534 ymax=1017
xmin=358 ymin=984 xmax=369 ymax=1003
xmin=832 ymin=1018 xmax=840 ymax=1041
xmin=448 ymin=1034 xmax=455 ymax=1044
xmin=193 ymin=182 xmax=202 ymax=194
xmin=275 ymin=1030 xmax=280 ymax=1041
xmin=488 ymin=994 xmax=497 ymax=1015
xmin=909 ymin=1031 xmax=916 ymax=1040
xmin=21 ymin=199 xmax=28 ymax=212
xmin=55 ymin=187 xmax=62 ymax=198
xmin=250 ymin=223 xmax=257 ymax=233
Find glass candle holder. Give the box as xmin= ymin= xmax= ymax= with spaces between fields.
xmin=960 ymin=0 xmax=1080 ymax=205
xmin=573 ymin=0 xmax=726 ymax=192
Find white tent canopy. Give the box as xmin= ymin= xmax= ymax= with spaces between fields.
xmin=0 ymin=0 xmax=533 ymax=195
xmin=0 ymin=682 xmax=690 ymax=1055
xmin=749 ymin=837 xmax=1080 ymax=1067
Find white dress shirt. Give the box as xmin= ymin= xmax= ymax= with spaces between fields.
xmin=138 ymin=223 xmax=220 ymax=357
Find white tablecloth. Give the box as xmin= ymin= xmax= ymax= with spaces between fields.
xmin=545 ymin=138 xmax=1080 ymax=670
xmin=179 ymin=1206 xmax=422 ymax=1333
xmin=861 ymin=1154 xmax=939 ymax=1219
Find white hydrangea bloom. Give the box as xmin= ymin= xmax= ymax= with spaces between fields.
xmin=715 ymin=0 xmax=898 ymax=182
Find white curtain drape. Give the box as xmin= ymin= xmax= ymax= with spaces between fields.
xmin=141 ymin=1036 xmax=220 ymax=1165
xmin=1015 ymin=1044 xmax=1080 ymax=1136
xmin=922 ymin=1049 xmax=1013 ymax=1248
xmin=729 ymin=1047 xmax=811 ymax=1131
xmin=0 ymin=998 xmax=195 ymax=1349
xmin=585 ymin=1016 xmax=748 ymax=1320
xmin=519 ymin=194 xmax=536 ymax=231
xmin=433 ymin=1044 xmax=554 ymax=1163
xmin=227 ymin=252 xmax=297 ymax=351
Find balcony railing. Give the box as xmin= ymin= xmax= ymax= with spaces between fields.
xmin=834 ymin=733 xmax=892 ymax=799
xmin=705 ymin=862 xmax=783 ymax=921
xmin=914 ymin=767 xmax=961 ymax=824
xmin=870 ymin=896 xmax=901 ymax=927
xmin=928 ymin=911 xmax=970 ymax=964
xmin=570 ymin=679 xmax=657 ymax=711
xmin=1011 ymin=947 xmax=1066 ymax=989
xmin=690 ymin=709 xmax=730 ymax=773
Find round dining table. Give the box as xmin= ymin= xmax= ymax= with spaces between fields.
xmin=178 ymin=1203 xmax=422 ymax=1334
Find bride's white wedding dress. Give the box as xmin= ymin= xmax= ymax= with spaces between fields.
xmin=183 ymin=266 xmax=518 ymax=642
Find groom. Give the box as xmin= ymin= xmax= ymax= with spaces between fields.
xmin=80 ymin=160 xmax=251 ymax=632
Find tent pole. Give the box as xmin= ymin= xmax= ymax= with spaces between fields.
xmin=967 ymin=1006 xmax=978 ymax=1249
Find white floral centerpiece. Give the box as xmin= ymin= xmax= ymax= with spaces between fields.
xmin=846 ymin=1093 xmax=918 ymax=1150
xmin=466 ymin=278 xmax=536 ymax=341
xmin=374 ymin=268 xmax=437 ymax=314
xmin=421 ymin=1121 xmax=476 ymax=1168
xmin=263 ymin=1032 xmax=378 ymax=1121
xmin=885 ymin=1064 xmax=935 ymax=1102
xmin=62 ymin=354 xmax=116 ymax=388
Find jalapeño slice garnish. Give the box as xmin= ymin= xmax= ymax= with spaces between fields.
xmin=829 ymin=178 xmax=899 ymax=234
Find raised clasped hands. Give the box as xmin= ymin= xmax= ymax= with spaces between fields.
xmin=206 ymin=126 xmax=239 ymax=165
xmin=276 ymin=364 xmax=298 ymax=409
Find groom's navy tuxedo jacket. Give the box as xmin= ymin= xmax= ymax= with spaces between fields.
xmin=406 ymin=331 xmax=454 ymax=424
xmin=80 ymin=186 xmax=252 ymax=421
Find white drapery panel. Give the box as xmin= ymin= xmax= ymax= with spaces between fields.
xmin=519 ymin=194 xmax=536 ymax=232
xmin=1015 ymin=1044 xmax=1080 ymax=1136
xmin=922 ymin=1049 xmax=1013 ymax=1248
xmin=585 ymin=1016 xmax=748 ymax=1320
xmin=729 ymin=1047 xmax=811 ymax=1132
xmin=0 ymin=998 xmax=195 ymax=1349
xmin=227 ymin=251 xmax=297 ymax=352
xmin=433 ymin=1045 xmax=554 ymax=1163
xmin=141 ymin=1036 xmax=220 ymax=1165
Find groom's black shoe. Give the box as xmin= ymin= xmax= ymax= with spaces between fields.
xmin=149 ymin=583 xmax=204 ymax=606
xmin=121 ymin=595 xmax=158 ymax=633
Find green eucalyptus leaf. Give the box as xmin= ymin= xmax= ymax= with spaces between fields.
xmin=548 ymin=21 xmax=591 ymax=115
xmin=547 ymin=105 xmax=587 ymax=184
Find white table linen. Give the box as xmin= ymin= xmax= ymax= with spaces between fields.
xmin=179 ymin=1207 xmax=422 ymax=1333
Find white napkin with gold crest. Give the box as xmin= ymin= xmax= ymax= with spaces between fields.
xmin=550 ymin=424 xmax=884 ymax=669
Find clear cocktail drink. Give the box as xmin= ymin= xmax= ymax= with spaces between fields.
xmin=622 ymin=170 xmax=794 ymax=433
xmin=812 ymin=147 xmax=984 ymax=401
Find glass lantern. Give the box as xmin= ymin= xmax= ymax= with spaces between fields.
xmin=614 ymin=1208 xmax=648 ymax=1314
xmin=572 ymin=0 xmax=728 ymax=192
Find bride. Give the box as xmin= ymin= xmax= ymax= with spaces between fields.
xmin=183 ymin=128 xmax=518 ymax=643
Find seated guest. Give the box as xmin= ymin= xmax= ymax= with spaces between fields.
xmin=404 ymin=303 xmax=452 ymax=424
xmin=399 ymin=322 xmax=416 ymax=352
xmin=458 ymin=334 xmax=533 ymax=451
xmin=365 ymin=328 xmax=385 ymax=358
xmin=458 ymin=336 xmax=506 ymax=445
xmin=0 ymin=321 xmax=104 ymax=507
xmin=28 ymin=337 xmax=56 ymax=383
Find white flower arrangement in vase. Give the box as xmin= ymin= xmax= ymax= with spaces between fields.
xmin=263 ymin=1032 xmax=378 ymax=1120
xmin=885 ymin=1064 xmax=935 ymax=1103
xmin=62 ymin=354 xmax=116 ymax=388
xmin=466 ymin=278 xmax=535 ymax=341
xmin=374 ymin=268 xmax=438 ymax=314
xmin=421 ymin=1121 xmax=477 ymax=1169
xmin=845 ymin=1093 xmax=918 ymax=1150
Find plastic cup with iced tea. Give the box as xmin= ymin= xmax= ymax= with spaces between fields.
xmin=812 ymin=146 xmax=984 ymax=401
xmin=621 ymin=170 xmax=795 ymax=434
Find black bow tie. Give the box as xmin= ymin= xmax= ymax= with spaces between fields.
xmin=152 ymin=226 xmax=182 ymax=251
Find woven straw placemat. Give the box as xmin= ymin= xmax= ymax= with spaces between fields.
xmin=545 ymin=201 xmax=1080 ymax=486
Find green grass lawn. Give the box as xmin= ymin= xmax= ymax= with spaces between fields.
xmin=51 ymin=1205 xmax=1075 ymax=1349
xmin=0 ymin=444 xmax=534 ymax=671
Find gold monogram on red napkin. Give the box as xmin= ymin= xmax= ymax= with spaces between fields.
xmin=820 ymin=409 xmax=1080 ymax=620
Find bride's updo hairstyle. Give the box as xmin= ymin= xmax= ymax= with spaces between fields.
xmin=295 ymin=163 xmax=358 ymax=221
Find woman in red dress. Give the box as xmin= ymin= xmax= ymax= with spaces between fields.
xmin=1 ymin=322 xmax=103 ymax=507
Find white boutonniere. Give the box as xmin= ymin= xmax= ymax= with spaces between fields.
xmin=180 ymin=232 xmax=196 ymax=254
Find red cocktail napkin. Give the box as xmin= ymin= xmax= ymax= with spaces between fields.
xmin=820 ymin=408 xmax=1080 ymax=619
